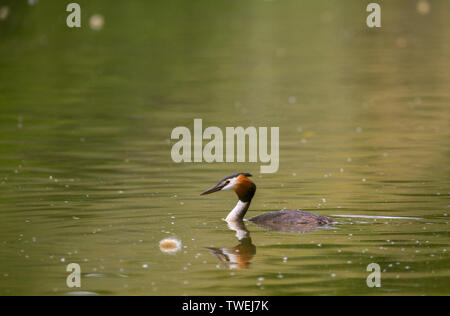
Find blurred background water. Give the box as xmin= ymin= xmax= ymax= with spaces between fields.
xmin=0 ymin=0 xmax=448 ymax=295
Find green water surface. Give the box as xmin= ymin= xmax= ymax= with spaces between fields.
xmin=0 ymin=0 xmax=449 ymax=295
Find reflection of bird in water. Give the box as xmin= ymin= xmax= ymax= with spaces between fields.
xmin=205 ymin=221 xmax=256 ymax=269
xmin=201 ymin=173 xmax=336 ymax=233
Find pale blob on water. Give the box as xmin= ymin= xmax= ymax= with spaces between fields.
xmin=0 ymin=6 xmax=9 ymax=21
xmin=395 ymin=37 xmax=408 ymax=49
xmin=159 ymin=238 xmax=182 ymax=254
xmin=89 ymin=14 xmax=105 ymax=31
xmin=417 ymin=0 xmax=431 ymax=15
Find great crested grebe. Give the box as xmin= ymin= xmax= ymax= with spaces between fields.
xmin=201 ymin=173 xmax=336 ymax=233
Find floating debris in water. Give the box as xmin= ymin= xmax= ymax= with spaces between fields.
xmin=0 ymin=6 xmax=9 ymax=21
xmin=395 ymin=37 xmax=408 ymax=49
xmin=89 ymin=14 xmax=104 ymax=31
xmin=417 ymin=0 xmax=430 ymax=15
xmin=159 ymin=237 xmax=182 ymax=254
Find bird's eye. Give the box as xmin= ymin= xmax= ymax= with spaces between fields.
xmin=225 ymin=181 xmax=230 ymax=185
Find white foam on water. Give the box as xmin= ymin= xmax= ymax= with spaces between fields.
xmin=66 ymin=291 xmax=99 ymax=296
xmin=331 ymin=214 xmax=423 ymax=220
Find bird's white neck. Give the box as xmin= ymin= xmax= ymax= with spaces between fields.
xmin=225 ymin=200 xmax=251 ymax=222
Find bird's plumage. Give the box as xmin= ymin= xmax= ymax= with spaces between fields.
xmin=201 ymin=173 xmax=336 ymax=232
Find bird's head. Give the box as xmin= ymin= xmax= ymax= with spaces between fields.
xmin=200 ymin=173 xmax=256 ymax=202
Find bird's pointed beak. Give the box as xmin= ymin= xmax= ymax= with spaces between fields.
xmin=200 ymin=182 xmax=226 ymax=195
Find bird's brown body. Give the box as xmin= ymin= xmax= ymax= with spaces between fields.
xmin=250 ymin=209 xmax=336 ymax=233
